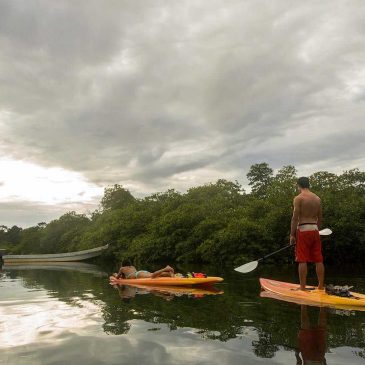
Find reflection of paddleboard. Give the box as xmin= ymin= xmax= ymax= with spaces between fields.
xmin=113 ymin=282 xmax=223 ymax=296
xmin=109 ymin=276 xmax=223 ymax=286
xmin=260 ymin=278 xmax=365 ymax=311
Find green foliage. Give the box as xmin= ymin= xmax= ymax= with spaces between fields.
xmin=101 ymin=184 xmax=136 ymax=211
xmin=247 ymin=163 xmax=273 ymax=198
xmin=0 ymin=225 xmax=22 ymax=246
xmin=13 ymin=226 xmax=43 ymax=254
xmin=2 ymin=164 xmax=365 ymax=265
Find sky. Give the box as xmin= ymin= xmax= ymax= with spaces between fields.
xmin=0 ymin=1 xmax=365 ymax=227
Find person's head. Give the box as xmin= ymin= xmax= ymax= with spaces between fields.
xmin=297 ymin=176 xmax=310 ymax=191
xmin=118 ymin=259 xmax=133 ymax=278
xmin=121 ymin=258 xmax=132 ymax=267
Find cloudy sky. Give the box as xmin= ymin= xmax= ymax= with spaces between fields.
xmin=1 ymin=1 xmax=365 ymax=227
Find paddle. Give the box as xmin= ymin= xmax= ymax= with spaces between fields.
xmin=234 ymin=228 xmax=332 ymax=274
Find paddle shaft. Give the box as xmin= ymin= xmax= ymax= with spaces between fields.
xmin=258 ymin=228 xmax=331 ymax=262
xmin=234 ymin=227 xmax=332 ymax=273
xmin=258 ymin=244 xmax=294 ymax=262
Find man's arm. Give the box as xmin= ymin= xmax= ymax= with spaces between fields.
xmin=317 ymin=199 xmax=323 ymax=229
xmin=290 ymin=197 xmax=301 ymax=244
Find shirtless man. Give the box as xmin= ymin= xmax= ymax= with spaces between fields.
xmin=113 ymin=259 xmax=175 ymax=279
xmin=290 ymin=177 xmax=324 ymax=291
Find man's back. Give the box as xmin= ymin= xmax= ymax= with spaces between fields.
xmin=296 ymin=191 xmax=321 ymax=225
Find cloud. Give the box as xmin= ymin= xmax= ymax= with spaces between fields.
xmin=0 ymin=1 xmax=365 ymax=225
xmin=0 ymin=200 xmax=97 ymax=228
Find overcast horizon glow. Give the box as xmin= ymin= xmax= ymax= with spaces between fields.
xmin=1 ymin=1 xmax=365 ymax=227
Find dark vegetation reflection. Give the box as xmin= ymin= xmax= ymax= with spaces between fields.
xmin=2 ymin=263 xmax=365 ymax=361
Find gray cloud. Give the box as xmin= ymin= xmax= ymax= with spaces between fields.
xmin=1 ymin=1 xmax=365 ymax=224
xmin=0 ymin=200 xmax=98 ymax=228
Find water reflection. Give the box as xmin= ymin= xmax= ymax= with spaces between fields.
xmin=111 ymin=283 xmax=223 ymax=302
xmin=1 ymin=264 xmax=365 ymax=365
xmin=296 ymin=306 xmax=327 ymax=365
xmin=2 ymin=261 xmax=108 ymax=277
xmin=0 ymin=276 xmax=103 ymax=350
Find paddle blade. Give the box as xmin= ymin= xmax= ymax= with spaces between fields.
xmin=319 ymin=228 xmax=332 ymax=236
xmin=234 ymin=260 xmax=259 ymax=274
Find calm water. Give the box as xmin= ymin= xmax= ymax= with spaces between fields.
xmin=1 ymin=262 xmax=365 ymax=365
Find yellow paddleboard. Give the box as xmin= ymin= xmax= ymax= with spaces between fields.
xmin=260 ymin=278 xmax=365 ymax=311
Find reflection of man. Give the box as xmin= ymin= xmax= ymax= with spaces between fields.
xmin=295 ymin=305 xmax=327 ymax=365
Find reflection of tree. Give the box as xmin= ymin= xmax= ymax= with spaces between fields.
xmin=252 ymin=331 xmax=279 ymax=358
xmin=102 ymin=308 xmax=131 ymax=335
xmin=10 ymin=268 xmax=107 ymax=305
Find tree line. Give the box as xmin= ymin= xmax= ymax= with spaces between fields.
xmin=1 ymin=163 xmax=365 ymax=266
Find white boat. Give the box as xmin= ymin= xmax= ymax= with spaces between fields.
xmin=2 ymin=244 xmax=109 ymax=263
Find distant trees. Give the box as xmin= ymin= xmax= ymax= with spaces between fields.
xmin=0 ymin=225 xmax=22 ymax=250
xmin=101 ymin=184 xmax=136 ymax=211
xmin=1 ymin=165 xmax=365 ymax=265
xmin=247 ymin=163 xmax=273 ymax=198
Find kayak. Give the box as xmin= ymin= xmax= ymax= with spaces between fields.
xmin=260 ymin=278 xmax=365 ymax=311
xmin=109 ymin=275 xmax=223 ymax=286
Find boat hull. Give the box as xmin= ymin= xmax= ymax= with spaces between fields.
xmin=2 ymin=244 xmax=109 ymax=263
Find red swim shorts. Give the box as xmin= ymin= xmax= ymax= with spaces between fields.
xmin=295 ymin=230 xmax=323 ymax=263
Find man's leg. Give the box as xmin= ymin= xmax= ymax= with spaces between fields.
xmin=151 ymin=266 xmax=175 ymax=278
xmin=315 ymin=262 xmax=325 ymax=290
xmin=298 ymin=263 xmax=307 ymax=290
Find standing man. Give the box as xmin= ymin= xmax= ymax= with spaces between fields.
xmin=290 ymin=177 xmax=324 ymax=290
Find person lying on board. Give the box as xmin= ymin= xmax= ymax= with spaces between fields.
xmin=113 ymin=259 xmax=175 ymax=279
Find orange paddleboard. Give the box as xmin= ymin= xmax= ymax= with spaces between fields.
xmin=260 ymin=278 xmax=365 ymax=311
xmin=109 ymin=275 xmax=223 ymax=286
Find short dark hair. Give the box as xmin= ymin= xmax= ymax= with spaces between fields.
xmin=297 ymin=177 xmax=310 ymax=189
xmin=121 ymin=259 xmax=132 ymax=267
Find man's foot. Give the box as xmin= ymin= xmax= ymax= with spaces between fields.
xmin=291 ymin=287 xmax=314 ymax=292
